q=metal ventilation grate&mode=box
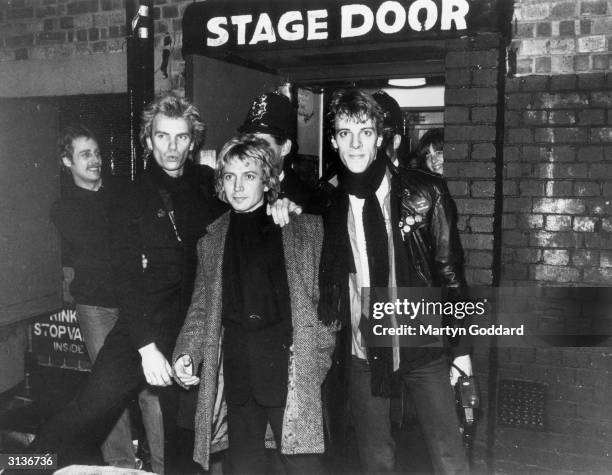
[497,379,547,431]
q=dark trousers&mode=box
[227,395,324,474]
[31,327,183,474]
[349,356,468,474]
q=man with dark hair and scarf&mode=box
[319,89,471,473]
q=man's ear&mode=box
[146,136,153,151]
[281,139,292,158]
[61,156,73,169]
[376,135,383,148]
[331,137,338,150]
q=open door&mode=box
[186,55,286,152]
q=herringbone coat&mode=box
[173,212,336,470]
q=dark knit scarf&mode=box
[222,204,288,332]
[319,152,395,396]
[337,152,389,290]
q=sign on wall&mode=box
[183,0,506,57]
[30,307,90,369]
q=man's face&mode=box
[146,114,194,177]
[331,115,382,174]
[222,158,267,213]
[252,132,291,168]
[62,136,102,190]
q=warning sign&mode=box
[30,307,90,369]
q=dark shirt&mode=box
[110,161,220,354]
[50,180,116,307]
[221,205,292,407]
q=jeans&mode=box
[32,322,181,475]
[349,356,468,474]
[227,396,324,474]
[77,304,164,472]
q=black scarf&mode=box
[319,152,394,396]
[337,152,389,290]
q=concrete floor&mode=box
[0,365,439,474]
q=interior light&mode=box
[388,78,427,88]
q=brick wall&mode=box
[444,34,502,288]
[0,0,189,61]
[503,73,612,286]
[498,73,612,472]
[512,0,612,75]
[0,0,190,96]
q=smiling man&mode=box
[32,94,221,474]
[320,89,471,473]
[51,125,162,471]
[172,135,337,473]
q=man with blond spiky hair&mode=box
[32,93,221,474]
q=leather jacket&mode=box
[390,165,466,291]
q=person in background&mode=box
[320,89,471,473]
[372,90,411,169]
[416,127,445,175]
[238,91,332,214]
[32,94,222,474]
[51,125,162,472]
[173,135,337,473]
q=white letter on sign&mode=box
[408,0,438,32]
[341,4,374,38]
[307,9,328,40]
[441,0,469,30]
[231,15,253,45]
[278,11,304,41]
[376,1,406,35]
[207,17,229,47]
[250,13,276,44]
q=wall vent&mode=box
[497,379,546,431]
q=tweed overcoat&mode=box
[173,211,336,470]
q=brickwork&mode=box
[502,73,612,287]
[513,0,612,75]
[444,35,502,287]
[0,0,188,62]
[493,347,612,473]
[499,72,612,472]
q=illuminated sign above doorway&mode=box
[182,0,509,57]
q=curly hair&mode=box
[215,134,281,204]
[140,93,206,159]
[326,89,385,138]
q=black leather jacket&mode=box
[390,166,466,291]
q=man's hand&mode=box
[173,354,200,388]
[138,342,173,386]
[450,354,472,386]
[267,197,302,227]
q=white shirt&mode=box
[347,174,399,368]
